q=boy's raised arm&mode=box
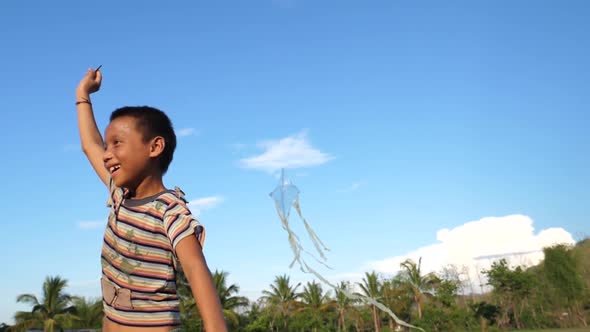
[76,68,109,187]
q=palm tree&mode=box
[381,277,412,331]
[261,274,301,331]
[399,257,439,319]
[71,297,103,329]
[14,276,76,332]
[177,269,248,330]
[243,300,266,330]
[334,281,360,332]
[298,281,334,332]
[13,310,38,331]
[212,270,249,328]
[357,271,382,332]
[176,270,203,331]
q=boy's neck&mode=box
[128,175,166,200]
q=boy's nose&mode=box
[103,150,113,164]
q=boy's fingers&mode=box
[95,70,103,82]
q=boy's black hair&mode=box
[110,106,177,174]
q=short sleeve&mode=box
[106,174,124,208]
[163,201,206,252]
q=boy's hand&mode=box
[76,67,102,98]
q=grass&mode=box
[512,329,590,332]
[452,328,590,332]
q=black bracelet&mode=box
[76,99,92,106]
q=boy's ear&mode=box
[149,136,166,158]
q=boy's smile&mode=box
[109,164,121,176]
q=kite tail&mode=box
[293,197,330,261]
[296,256,424,332]
[275,201,328,271]
[274,201,302,268]
[279,223,425,331]
[347,293,425,332]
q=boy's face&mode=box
[103,116,152,188]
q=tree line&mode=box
[4,239,589,332]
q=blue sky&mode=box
[1,0,589,324]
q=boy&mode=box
[76,67,227,332]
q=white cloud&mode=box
[366,215,575,293]
[188,196,223,216]
[78,220,104,230]
[239,130,333,172]
[177,128,197,137]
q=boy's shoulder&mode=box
[156,187,193,215]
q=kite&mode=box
[270,168,424,331]
[269,169,330,270]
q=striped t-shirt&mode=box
[101,179,205,327]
